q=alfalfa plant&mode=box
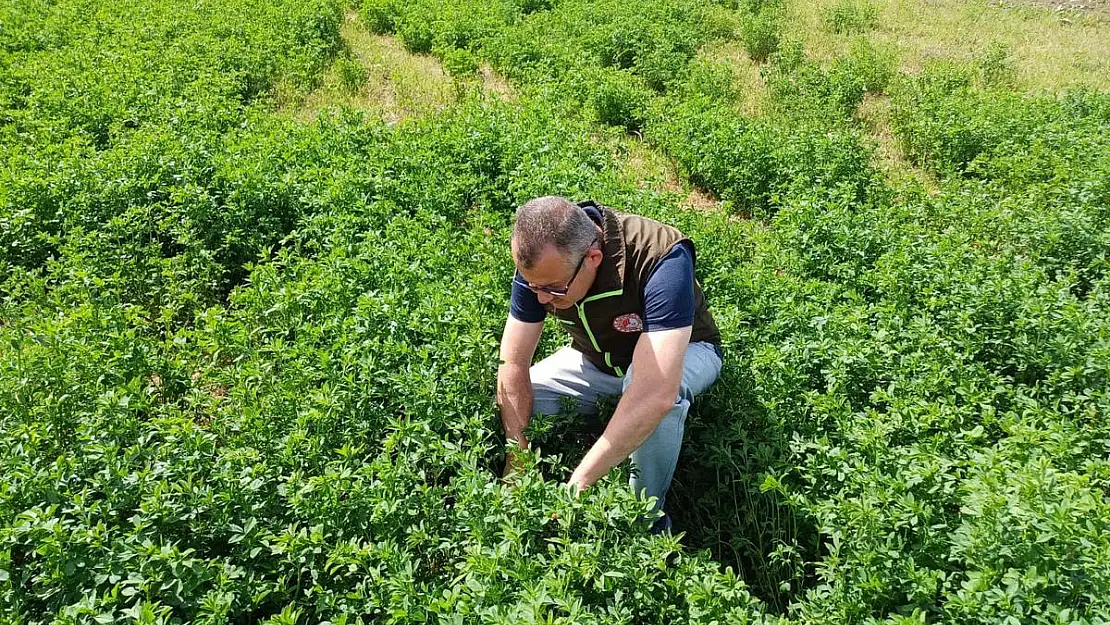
[978,41,1016,88]
[439,46,480,77]
[362,0,400,34]
[741,7,782,64]
[823,0,879,34]
[335,56,369,93]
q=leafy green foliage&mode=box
[762,41,869,122]
[439,46,480,77]
[0,88,776,622]
[336,56,370,92]
[740,6,782,63]
[647,98,877,216]
[977,41,1016,89]
[586,68,654,130]
[672,57,742,102]
[439,0,733,121]
[822,0,879,34]
[890,64,1110,178]
[361,0,401,34]
[840,37,897,94]
[3,0,1110,623]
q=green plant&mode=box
[362,0,400,33]
[763,41,867,121]
[397,12,436,53]
[587,67,653,130]
[823,0,879,34]
[5,1,1110,623]
[840,37,896,94]
[741,8,781,63]
[513,0,552,13]
[673,57,740,102]
[978,41,1016,88]
[645,98,876,216]
[335,56,369,92]
[447,49,481,81]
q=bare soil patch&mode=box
[1007,0,1110,17]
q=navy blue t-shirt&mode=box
[510,241,696,331]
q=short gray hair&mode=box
[512,196,598,269]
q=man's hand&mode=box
[565,475,587,496]
[503,447,526,478]
[496,315,542,474]
[566,461,599,494]
[567,326,691,490]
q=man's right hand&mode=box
[495,315,543,477]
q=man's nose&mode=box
[536,291,554,305]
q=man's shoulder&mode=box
[609,208,686,240]
[578,200,681,234]
[616,211,690,266]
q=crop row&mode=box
[2,0,1109,623]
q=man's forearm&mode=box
[496,363,533,449]
[569,384,673,489]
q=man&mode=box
[496,195,723,532]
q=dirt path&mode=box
[1016,0,1110,18]
[282,11,725,212]
[278,11,512,124]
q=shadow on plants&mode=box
[510,364,823,612]
[669,363,822,613]
[523,396,616,483]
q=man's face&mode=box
[512,239,602,309]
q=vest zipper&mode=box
[575,290,624,377]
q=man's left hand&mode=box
[565,472,588,495]
[564,326,692,494]
[566,456,606,493]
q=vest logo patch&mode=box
[613,313,643,333]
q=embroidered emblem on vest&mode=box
[613,313,643,333]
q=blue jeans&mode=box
[530,341,723,523]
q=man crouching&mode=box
[496,195,723,533]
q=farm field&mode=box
[1,0,1109,623]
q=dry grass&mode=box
[609,135,725,212]
[784,0,1110,91]
[697,41,770,116]
[479,64,515,99]
[277,11,514,123]
[855,93,940,192]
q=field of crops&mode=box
[2,0,1108,622]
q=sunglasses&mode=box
[514,235,598,297]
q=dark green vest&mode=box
[545,201,721,377]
